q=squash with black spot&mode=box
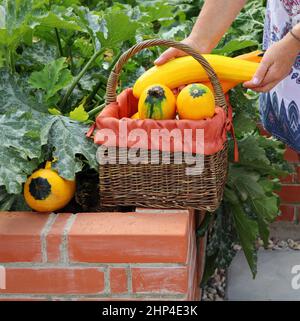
[24,162,76,212]
[138,84,176,120]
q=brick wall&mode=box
[0,209,205,301]
[278,147,300,223]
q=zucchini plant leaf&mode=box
[251,195,279,246]
[74,6,104,51]
[29,57,73,102]
[213,39,257,55]
[0,186,16,211]
[35,12,82,31]
[41,115,97,180]
[0,110,41,193]
[97,10,139,49]
[69,102,89,122]
[18,40,58,71]
[0,69,36,113]
[231,202,258,278]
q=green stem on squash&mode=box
[59,48,105,110]
[55,28,64,57]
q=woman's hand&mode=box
[244,31,300,92]
[154,36,210,66]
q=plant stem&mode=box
[8,48,15,73]
[59,48,105,110]
[87,103,105,118]
[94,94,103,102]
[55,28,64,57]
[85,51,122,105]
[85,74,107,105]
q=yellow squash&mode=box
[203,50,263,93]
[24,162,76,212]
[138,84,176,120]
[131,112,140,119]
[235,50,264,63]
[133,54,259,98]
[177,83,215,120]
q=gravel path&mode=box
[202,238,300,301]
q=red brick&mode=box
[0,212,50,262]
[284,148,300,162]
[68,212,189,263]
[46,213,72,262]
[277,185,300,203]
[0,297,48,302]
[131,267,188,294]
[280,173,295,184]
[110,268,128,294]
[277,205,295,222]
[295,166,300,183]
[296,208,300,222]
[0,268,104,294]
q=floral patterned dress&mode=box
[260,0,300,152]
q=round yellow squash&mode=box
[24,162,76,212]
[176,83,215,120]
[138,84,176,120]
[131,112,140,119]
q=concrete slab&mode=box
[270,221,300,241]
[227,249,300,301]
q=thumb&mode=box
[244,62,269,88]
[154,48,183,66]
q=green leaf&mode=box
[69,102,89,122]
[251,195,279,245]
[231,202,258,278]
[29,57,73,101]
[41,115,98,180]
[34,12,82,31]
[0,1,34,48]
[233,112,257,137]
[0,186,31,211]
[213,39,257,55]
[0,111,41,193]
[239,135,271,165]
[138,0,174,22]
[97,11,139,49]
[0,186,16,211]
[18,40,58,70]
[48,107,62,115]
[74,6,103,51]
[228,166,265,201]
[0,69,35,114]
[73,37,94,59]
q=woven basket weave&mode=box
[98,39,229,212]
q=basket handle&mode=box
[106,39,228,113]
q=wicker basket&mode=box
[98,39,229,212]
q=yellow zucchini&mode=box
[133,54,259,98]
